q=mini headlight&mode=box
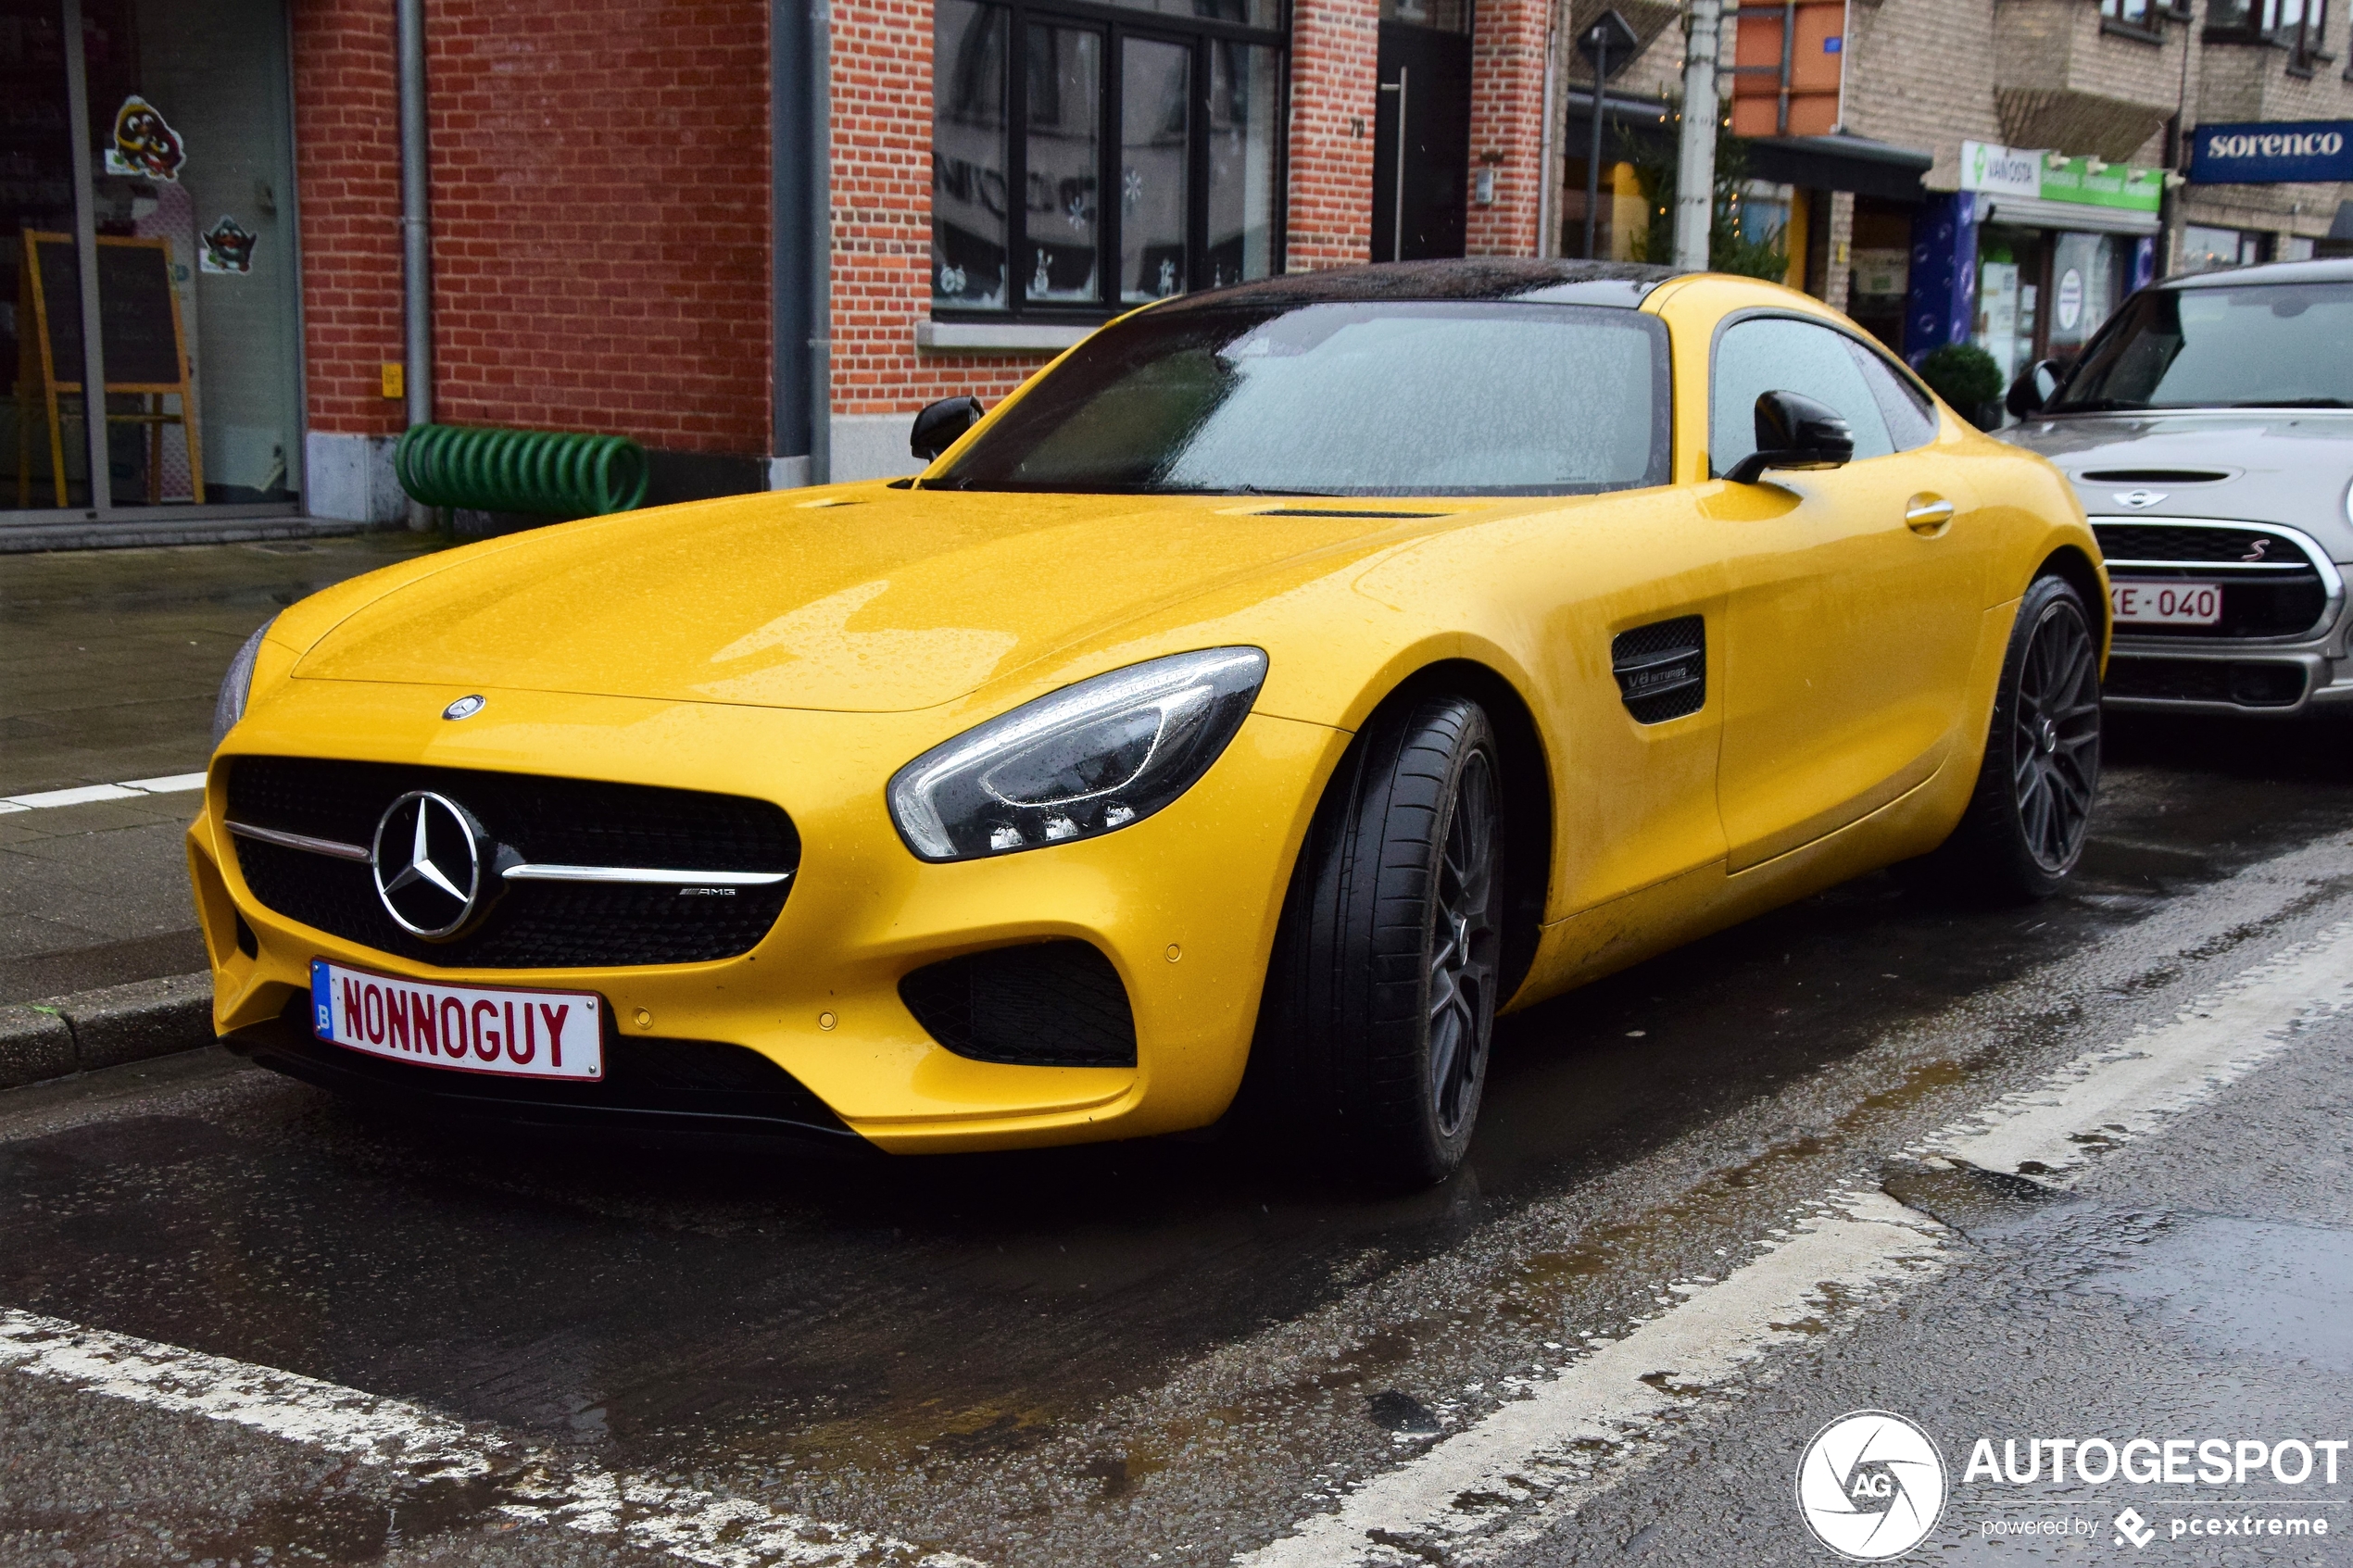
[888,646,1269,861]
[210,616,278,750]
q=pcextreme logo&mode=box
[1796,1411,1949,1561]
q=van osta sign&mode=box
[2190,120,2353,184]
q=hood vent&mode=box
[2078,468,2232,484]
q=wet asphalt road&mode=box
[2,712,2352,1567]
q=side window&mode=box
[1842,337,1940,452]
[1710,316,1894,476]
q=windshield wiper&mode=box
[2224,397,2351,408]
[2048,398,2149,414]
[1214,484,1345,497]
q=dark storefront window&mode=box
[0,0,301,521]
[933,0,1287,318]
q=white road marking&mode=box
[1239,921,2353,1567]
[0,771,206,813]
[0,1308,983,1568]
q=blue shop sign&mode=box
[2190,120,2353,184]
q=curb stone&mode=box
[0,972,215,1090]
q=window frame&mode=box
[1703,307,1943,479]
[933,0,1292,323]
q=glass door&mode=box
[0,0,300,526]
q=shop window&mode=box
[933,0,1287,319]
[2,0,302,519]
[2208,0,2329,60]
[2181,224,2265,273]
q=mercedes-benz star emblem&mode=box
[372,791,492,940]
[2112,489,2167,509]
[443,694,486,721]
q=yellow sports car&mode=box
[191,260,2106,1186]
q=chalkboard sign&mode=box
[29,234,187,388]
[16,230,202,508]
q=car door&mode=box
[1710,314,1984,872]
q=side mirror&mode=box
[911,395,985,460]
[1724,390,1855,484]
[2006,358,2067,419]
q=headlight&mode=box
[210,616,277,750]
[888,646,1268,861]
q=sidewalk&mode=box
[0,535,445,1028]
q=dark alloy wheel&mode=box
[1250,693,1506,1187]
[1906,573,2101,901]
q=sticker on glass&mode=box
[201,216,257,274]
[106,95,185,182]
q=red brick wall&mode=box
[1464,0,1547,256]
[830,0,1048,414]
[293,0,402,438]
[295,0,774,454]
[1285,0,1381,270]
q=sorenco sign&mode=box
[2190,120,2353,184]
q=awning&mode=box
[1982,195,2161,236]
[1742,133,1934,203]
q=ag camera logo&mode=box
[1796,1411,1948,1560]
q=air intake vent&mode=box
[899,941,1138,1067]
[1611,616,1706,723]
[2078,469,2231,484]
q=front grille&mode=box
[233,995,851,1140]
[2092,523,2331,640]
[2094,522,2298,564]
[899,941,1138,1067]
[2104,658,2308,708]
[226,757,799,969]
[1611,616,1706,723]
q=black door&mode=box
[1371,20,1471,261]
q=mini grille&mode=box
[226,757,799,969]
[899,941,1138,1068]
[2093,522,2309,565]
[2103,658,2307,708]
[2093,524,2329,640]
[1611,616,1706,723]
[2079,469,2230,485]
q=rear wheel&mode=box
[1907,573,2101,901]
[1252,694,1504,1188]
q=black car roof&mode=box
[1152,258,1692,315]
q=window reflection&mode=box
[933,0,1009,308]
[1120,39,1189,304]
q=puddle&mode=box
[2082,1212,2353,1374]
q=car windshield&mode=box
[2053,281,2353,411]
[930,300,1672,496]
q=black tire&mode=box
[1906,573,2101,901]
[1252,694,1505,1187]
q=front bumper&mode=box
[191,678,1342,1152]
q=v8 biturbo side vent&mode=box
[899,941,1139,1067]
[1611,616,1706,723]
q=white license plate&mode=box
[2111,580,2221,626]
[309,960,603,1081]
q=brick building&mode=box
[0,0,2345,542]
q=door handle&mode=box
[1905,495,1956,533]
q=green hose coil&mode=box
[394,424,650,518]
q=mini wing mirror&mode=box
[1724,390,1855,484]
[911,395,986,460]
[2006,358,2067,420]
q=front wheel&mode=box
[1907,573,2102,901]
[1252,694,1505,1188]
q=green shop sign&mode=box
[2037,155,2163,213]
[1958,141,2164,212]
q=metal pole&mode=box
[1393,69,1409,260]
[396,0,434,526]
[60,0,108,514]
[1583,33,1608,259]
[1536,20,1561,257]
[1673,0,1721,271]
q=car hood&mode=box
[1997,409,2353,560]
[291,484,1476,712]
